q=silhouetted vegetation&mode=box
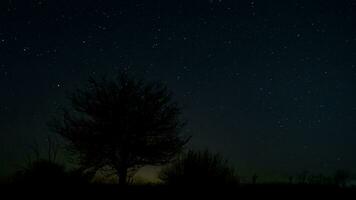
[159,150,239,187]
[2,73,354,192]
[11,136,91,184]
[333,170,351,188]
[49,72,190,185]
[284,169,355,188]
[12,159,91,184]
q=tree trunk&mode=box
[118,167,128,186]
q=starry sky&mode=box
[1,0,356,179]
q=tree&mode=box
[159,150,239,186]
[49,72,189,185]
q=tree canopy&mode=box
[50,72,190,185]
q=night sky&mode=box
[1,0,356,180]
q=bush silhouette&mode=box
[333,170,350,188]
[12,159,91,184]
[159,150,239,187]
[49,72,190,185]
[13,159,66,184]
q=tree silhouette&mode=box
[49,72,189,185]
[159,150,239,187]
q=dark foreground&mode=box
[1,183,355,198]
